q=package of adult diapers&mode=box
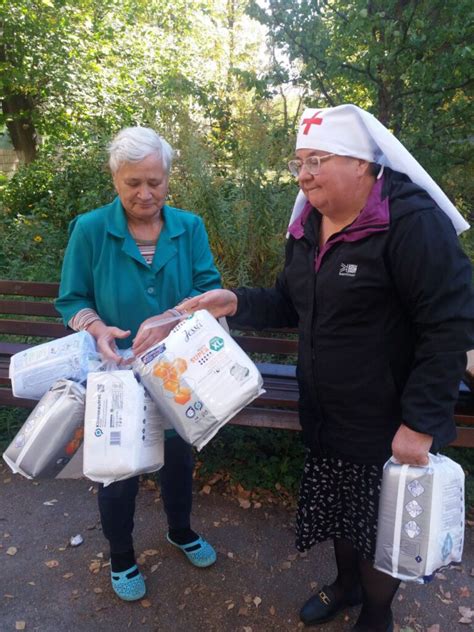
[83,370,165,486]
[133,309,265,451]
[374,454,465,583]
[3,379,86,479]
[9,331,97,400]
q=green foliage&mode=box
[0,408,29,452]
[248,0,474,214]
[1,141,114,230]
[198,425,306,494]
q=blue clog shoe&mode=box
[166,533,217,568]
[111,564,146,601]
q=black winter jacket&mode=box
[230,169,474,464]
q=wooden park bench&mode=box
[1,278,473,448]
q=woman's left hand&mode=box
[391,423,433,465]
[132,310,183,357]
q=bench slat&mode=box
[234,335,298,355]
[0,280,60,298]
[0,300,59,317]
[0,319,69,337]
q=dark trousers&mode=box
[98,435,194,554]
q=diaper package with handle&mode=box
[133,309,265,450]
[9,331,97,400]
[3,379,86,479]
[83,370,165,486]
[374,454,464,583]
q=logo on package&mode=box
[339,263,358,277]
[142,343,166,365]
[209,337,224,352]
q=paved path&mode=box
[1,461,473,632]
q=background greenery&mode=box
[1,0,472,498]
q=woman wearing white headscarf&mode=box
[177,104,474,631]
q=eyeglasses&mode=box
[288,153,337,177]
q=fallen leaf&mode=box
[227,603,235,610]
[140,599,152,608]
[243,595,253,604]
[458,606,474,620]
[43,499,58,506]
[143,549,159,557]
[243,627,253,632]
[238,498,251,509]
[150,564,159,573]
[253,596,262,608]
[459,586,470,598]
[15,622,26,631]
[6,546,18,556]
[89,560,101,574]
[238,606,249,616]
[269,605,276,615]
[310,581,318,590]
[184,587,192,595]
[137,555,146,565]
[62,573,74,579]
[287,554,297,561]
[93,588,103,594]
[426,625,440,632]
[201,485,211,495]
[44,560,59,568]
[435,572,447,580]
[281,561,291,570]
[227,552,234,559]
[4,594,14,599]
[207,473,223,486]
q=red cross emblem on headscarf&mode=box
[301,111,323,134]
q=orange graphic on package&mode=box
[153,358,191,405]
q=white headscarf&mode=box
[288,104,469,235]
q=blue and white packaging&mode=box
[374,454,464,583]
[83,370,164,486]
[9,331,96,400]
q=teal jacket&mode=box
[56,197,221,348]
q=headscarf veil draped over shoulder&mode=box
[288,104,469,236]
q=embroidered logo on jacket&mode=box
[339,263,358,277]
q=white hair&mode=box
[108,126,174,174]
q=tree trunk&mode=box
[2,93,38,163]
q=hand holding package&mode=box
[133,310,265,450]
[374,454,464,583]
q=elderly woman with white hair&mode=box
[56,126,221,601]
[178,105,474,631]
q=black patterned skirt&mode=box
[295,453,384,560]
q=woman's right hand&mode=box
[86,320,131,364]
[178,289,238,319]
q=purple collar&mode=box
[287,177,390,271]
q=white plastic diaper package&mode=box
[9,331,97,400]
[374,454,465,583]
[83,370,165,486]
[133,309,265,450]
[3,379,86,479]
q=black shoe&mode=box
[300,584,362,626]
